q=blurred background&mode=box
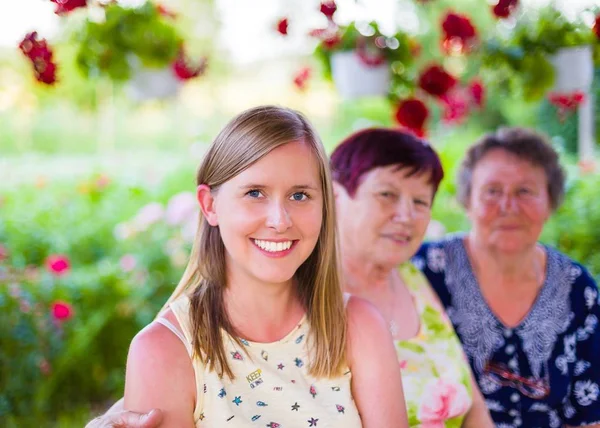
[1,0,599,426]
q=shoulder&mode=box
[124,309,195,412]
[345,296,390,347]
[547,248,598,304]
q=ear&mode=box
[197,184,218,226]
[332,181,345,201]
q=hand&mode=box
[85,408,163,428]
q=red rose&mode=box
[394,98,429,137]
[492,0,518,19]
[441,90,470,124]
[469,79,485,107]
[320,1,337,20]
[50,0,87,15]
[45,254,70,276]
[441,12,477,53]
[293,67,311,90]
[51,301,74,321]
[277,18,289,36]
[418,65,457,98]
[594,15,600,39]
[172,50,207,80]
[19,32,58,85]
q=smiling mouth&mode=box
[252,239,296,253]
[384,234,412,244]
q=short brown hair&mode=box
[456,127,566,211]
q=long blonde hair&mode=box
[163,105,347,380]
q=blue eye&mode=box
[246,190,262,198]
[380,191,397,199]
[414,199,430,207]
[291,192,308,201]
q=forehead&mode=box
[472,149,547,184]
[360,164,432,188]
[228,141,321,185]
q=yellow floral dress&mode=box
[395,263,473,428]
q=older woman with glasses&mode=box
[414,127,600,427]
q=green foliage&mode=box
[0,171,194,423]
[482,7,597,102]
[75,2,182,81]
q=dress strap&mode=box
[155,317,193,355]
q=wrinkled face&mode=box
[467,149,551,254]
[335,165,434,268]
[198,141,323,288]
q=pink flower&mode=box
[51,301,74,321]
[45,254,70,276]
[418,379,471,427]
[469,79,485,107]
[165,192,197,226]
[441,89,470,125]
[120,254,137,272]
[39,358,52,375]
[133,202,164,231]
[293,67,312,91]
[50,0,87,15]
[172,49,207,81]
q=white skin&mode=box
[335,164,493,427]
[464,149,598,428]
[122,141,408,427]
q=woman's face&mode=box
[466,149,551,254]
[198,141,324,288]
[335,165,434,268]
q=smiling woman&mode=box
[101,106,410,428]
[415,127,600,428]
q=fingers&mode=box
[117,409,163,428]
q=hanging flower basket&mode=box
[125,56,182,102]
[549,45,594,93]
[330,51,390,99]
[19,1,207,100]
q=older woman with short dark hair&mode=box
[332,128,493,427]
[415,127,600,427]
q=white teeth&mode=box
[253,239,293,252]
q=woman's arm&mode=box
[462,372,494,427]
[124,315,196,428]
[346,296,409,427]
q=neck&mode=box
[466,232,543,286]
[341,252,397,293]
[223,269,301,340]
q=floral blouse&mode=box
[166,294,363,428]
[396,263,473,427]
[413,234,600,427]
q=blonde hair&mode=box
[163,105,347,380]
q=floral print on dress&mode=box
[395,263,473,428]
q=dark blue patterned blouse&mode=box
[413,234,600,428]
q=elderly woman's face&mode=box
[467,149,551,253]
[335,165,433,267]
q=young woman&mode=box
[122,106,408,427]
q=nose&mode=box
[499,193,518,213]
[392,198,414,223]
[265,200,292,232]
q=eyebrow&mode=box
[239,184,319,191]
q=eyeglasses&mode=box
[483,362,550,399]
